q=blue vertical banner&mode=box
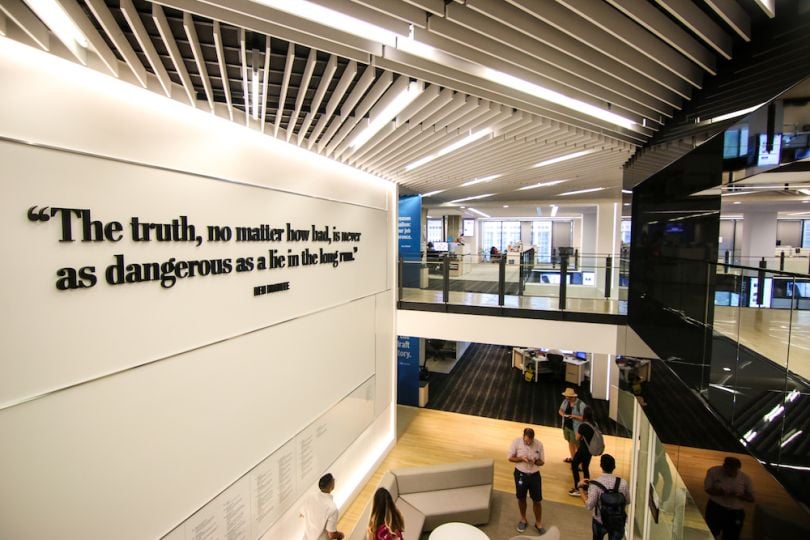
[398,195,422,287]
[397,335,421,406]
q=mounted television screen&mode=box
[757,133,782,166]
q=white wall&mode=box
[397,310,621,355]
[0,38,395,540]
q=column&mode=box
[595,200,621,299]
[740,211,777,266]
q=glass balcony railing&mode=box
[398,252,627,317]
[709,261,810,492]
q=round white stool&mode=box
[428,522,489,540]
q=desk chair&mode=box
[538,353,565,380]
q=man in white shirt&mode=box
[300,473,344,540]
[507,427,546,535]
[577,454,630,540]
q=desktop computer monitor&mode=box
[575,352,587,361]
[432,241,449,252]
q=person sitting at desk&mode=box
[490,246,501,262]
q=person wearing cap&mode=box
[558,387,587,463]
[507,427,546,535]
[703,457,754,540]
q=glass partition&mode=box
[399,252,627,316]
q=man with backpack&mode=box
[577,454,629,540]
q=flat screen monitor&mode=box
[432,241,449,252]
[575,352,587,360]
[757,133,782,166]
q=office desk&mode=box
[618,358,652,383]
[512,348,547,382]
[563,357,589,385]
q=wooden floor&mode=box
[714,306,810,380]
[338,408,809,539]
[337,407,633,536]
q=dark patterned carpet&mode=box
[425,343,630,437]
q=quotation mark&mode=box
[27,206,51,222]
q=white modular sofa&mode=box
[348,459,494,540]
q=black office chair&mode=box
[539,353,565,381]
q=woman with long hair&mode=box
[568,406,596,497]
[367,487,404,540]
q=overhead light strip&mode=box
[468,207,490,218]
[447,193,495,204]
[246,3,637,129]
[517,180,567,191]
[23,0,88,48]
[405,128,492,171]
[251,0,397,46]
[532,149,596,169]
[558,187,605,196]
[421,189,445,197]
[460,174,501,187]
[349,81,423,149]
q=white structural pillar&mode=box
[740,211,777,266]
[595,200,622,299]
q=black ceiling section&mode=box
[624,3,810,187]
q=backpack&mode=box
[583,422,605,456]
[591,478,627,533]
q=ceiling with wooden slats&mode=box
[0,0,780,206]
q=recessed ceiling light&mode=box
[733,201,741,205]
[532,150,596,169]
[558,187,605,196]
[405,128,493,171]
[623,203,630,206]
[503,205,509,208]
[803,201,810,204]
[517,180,568,191]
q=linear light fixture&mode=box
[708,103,764,124]
[251,67,260,120]
[246,4,637,130]
[780,430,801,448]
[23,0,88,48]
[251,0,398,46]
[517,180,568,191]
[448,193,495,204]
[721,191,756,197]
[533,149,596,169]
[460,174,501,187]
[422,189,445,197]
[405,128,492,171]
[558,187,605,196]
[468,207,490,218]
[480,68,635,129]
[349,81,422,149]
[622,189,632,194]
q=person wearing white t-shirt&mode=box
[507,427,546,535]
[301,473,345,540]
